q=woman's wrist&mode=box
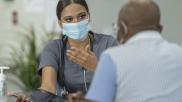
[38,87,56,95]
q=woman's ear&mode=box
[58,20,63,28]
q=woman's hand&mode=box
[67,91,93,102]
[8,92,31,102]
[67,44,98,72]
[67,91,84,102]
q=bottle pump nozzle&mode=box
[0,66,9,75]
[0,66,9,102]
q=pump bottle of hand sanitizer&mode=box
[0,66,9,102]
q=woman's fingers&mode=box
[67,53,87,67]
[15,96,22,102]
[67,91,84,101]
[66,46,98,71]
[22,95,30,102]
[67,47,89,62]
[67,95,73,102]
[84,44,91,53]
[7,92,31,102]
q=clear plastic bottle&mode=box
[0,66,9,102]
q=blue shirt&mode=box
[86,53,117,102]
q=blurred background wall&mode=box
[0,0,182,64]
[0,0,182,101]
[1,0,182,61]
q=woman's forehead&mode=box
[61,3,87,17]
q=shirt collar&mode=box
[125,30,162,45]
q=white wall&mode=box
[154,0,182,43]
[0,0,182,64]
[87,0,182,44]
[86,0,127,36]
[0,0,47,64]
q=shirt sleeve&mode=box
[38,41,59,75]
[86,52,117,102]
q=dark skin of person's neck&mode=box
[121,27,162,44]
[121,28,141,44]
[68,35,90,49]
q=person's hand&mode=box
[8,92,31,102]
[67,44,98,72]
[67,91,87,102]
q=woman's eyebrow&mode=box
[78,12,87,15]
[63,16,73,19]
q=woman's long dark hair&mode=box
[56,0,89,20]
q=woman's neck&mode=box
[68,37,90,49]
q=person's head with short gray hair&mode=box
[117,0,162,43]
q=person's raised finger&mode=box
[22,95,30,102]
[16,96,22,102]
[85,44,91,53]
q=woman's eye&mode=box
[64,17,73,22]
[78,14,87,20]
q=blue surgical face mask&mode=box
[62,19,91,41]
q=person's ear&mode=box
[121,21,128,35]
[58,20,63,28]
[118,21,129,44]
[159,24,163,33]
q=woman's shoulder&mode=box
[43,39,62,52]
[45,39,62,47]
[93,33,119,46]
[94,33,115,40]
